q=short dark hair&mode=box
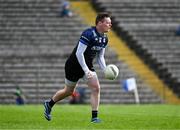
[95,12,111,25]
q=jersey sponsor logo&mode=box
[91,46,103,51]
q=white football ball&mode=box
[104,64,119,80]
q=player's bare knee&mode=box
[91,85,100,94]
[68,89,74,95]
[65,87,75,96]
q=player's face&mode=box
[99,17,112,33]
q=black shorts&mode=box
[65,59,84,82]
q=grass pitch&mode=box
[0,104,180,130]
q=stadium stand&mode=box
[0,0,163,104]
[92,0,180,97]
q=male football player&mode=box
[44,12,112,123]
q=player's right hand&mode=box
[85,70,94,79]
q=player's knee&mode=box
[65,87,75,96]
[92,85,100,94]
[67,89,74,96]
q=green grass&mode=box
[0,104,180,130]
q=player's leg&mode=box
[88,76,100,111]
[44,58,81,121]
[87,73,101,123]
[52,85,76,102]
[44,79,77,121]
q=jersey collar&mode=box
[92,26,105,37]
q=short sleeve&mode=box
[79,29,92,46]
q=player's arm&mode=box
[76,28,95,78]
[97,48,106,71]
[76,41,89,73]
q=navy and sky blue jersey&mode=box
[79,27,108,59]
[66,26,108,71]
